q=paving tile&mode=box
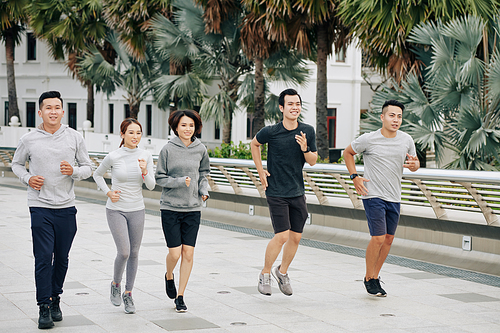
[141,242,166,247]
[438,292,500,303]
[152,316,220,330]
[138,260,162,266]
[397,272,448,279]
[64,281,88,289]
[30,315,95,327]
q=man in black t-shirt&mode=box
[251,88,317,296]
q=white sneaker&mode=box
[272,265,293,296]
[258,273,272,295]
[110,282,121,306]
[122,292,136,314]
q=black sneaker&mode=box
[50,295,62,321]
[38,304,54,329]
[174,296,187,312]
[165,273,177,299]
[374,277,387,297]
[363,277,382,297]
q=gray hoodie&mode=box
[11,124,93,208]
[155,136,210,212]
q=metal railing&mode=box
[2,149,500,226]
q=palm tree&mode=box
[241,0,351,159]
[151,0,252,143]
[367,16,500,170]
[153,0,309,143]
[0,0,28,124]
[238,48,310,123]
[337,0,499,83]
[103,0,172,60]
[78,32,159,119]
[28,0,109,125]
[240,2,275,138]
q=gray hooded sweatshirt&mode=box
[155,136,210,212]
[11,124,93,208]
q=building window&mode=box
[109,104,114,133]
[26,102,36,128]
[246,113,255,139]
[124,104,130,119]
[214,123,220,140]
[4,101,9,126]
[335,47,346,63]
[327,108,336,148]
[68,103,77,130]
[27,33,36,61]
[146,104,152,136]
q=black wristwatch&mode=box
[350,173,358,180]
[302,146,310,153]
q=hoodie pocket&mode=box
[162,186,200,208]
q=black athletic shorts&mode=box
[161,210,201,248]
[266,195,308,234]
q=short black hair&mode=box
[168,110,203,141]
[382,100,404,114]
[279,88,302,107]
[39,91,63,109]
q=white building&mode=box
[1,33,374,157]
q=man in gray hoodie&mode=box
[11,91,92,329]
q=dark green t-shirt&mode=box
[256,122,316,198]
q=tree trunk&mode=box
[86,81,94,124]
[222,117,232,144]
[221,79,239,144]
[5,31,20,124]
[130,102,140,119]
[252,56,265,137]
[316,23,329,160]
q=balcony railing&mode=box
[2,149,500,226]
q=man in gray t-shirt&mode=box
[343,100,419,297]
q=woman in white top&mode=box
[93,118,155,314]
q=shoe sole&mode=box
[38,321,54,329]
[271,269,292,296]
[367,292,382,297]
[52,316,62,322]
[124,310,135,314]
[257,286,271,296]
[110,299,121,306]
[174,303,187,312]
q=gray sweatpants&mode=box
[106,208,145,291]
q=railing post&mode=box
[239,167,266,198]
[326,173,363,209]
[454,181,499,226]
[303,171,329,205]
[206,175,219,191]
[215,165,242,195]
[409,179,447,219]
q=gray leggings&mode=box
[106,208,145,291]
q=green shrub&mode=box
[208,141,267,160]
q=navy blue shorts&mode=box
[161,210,201,248]
[266,195,308,234]
[362,198,400,236]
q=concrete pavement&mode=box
[1,177,500,332]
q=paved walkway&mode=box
[1,178,500,332]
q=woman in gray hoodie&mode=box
[155,110,210,312]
